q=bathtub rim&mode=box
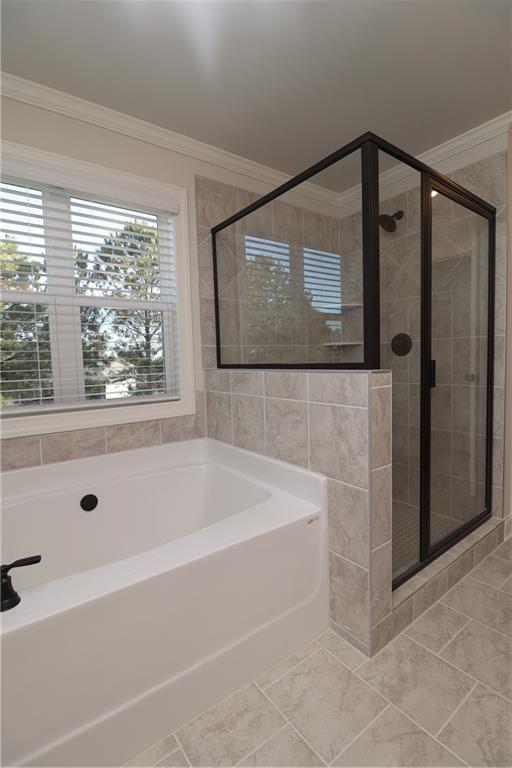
[1,439,327,634]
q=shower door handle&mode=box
[430,360,436,388]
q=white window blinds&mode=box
[0,179,179,414]
[303,247,342,314]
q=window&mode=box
[0,168,193,434]
[244,235,291,306]
[303,247,342,314]
[303,247,342,336]
[244,235,290,272]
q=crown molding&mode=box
[336,111,512,214]
[0,72,339,209]
[2,73,510,214]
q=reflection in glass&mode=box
[430,194,489,546]
[215,150,364,366]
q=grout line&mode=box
[171,677,264,738]
[306,374,311,471]
[348,656,471,766]
[403,633,512,706]
[203,389,369,410]
[367,376,373,650]
[329,548,369,573]
[319,643,362,674]
[403,634,482,686]
[490,550,512,565]
[328,705,391,766]
[233,723,289,767]
[431,619,472,656]
[469,570,510,590]
[229,374,234,445]
[371,538,392,553]
[330,621,370,656]
[263,387,267,458]
[254,682,328,766]
[327,476,370,493]
[171,733,192,767]
[434,682,479,739]
[256,644,322,690]
[437,599,512,643]
[498,571,512,588]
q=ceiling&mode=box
[2,0,511,191]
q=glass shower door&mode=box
[427,181,493,552]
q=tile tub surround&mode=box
[0,392,207,471]
[203,368,391,652]
[123,537,512,768]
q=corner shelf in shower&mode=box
[323,341,363,348]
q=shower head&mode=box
[379,210,404,233]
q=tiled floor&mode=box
[125,537,512,767]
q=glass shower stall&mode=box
[211,133,496,587]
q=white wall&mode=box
[1,90,346,388]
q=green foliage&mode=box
[1,222,165,407]
[77,221,165,399]
[0,237,52,406]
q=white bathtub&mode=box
[1,438,328,767]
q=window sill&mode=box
[0,393,196,438]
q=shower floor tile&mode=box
[392,502,468,580]
[123,536,512,768]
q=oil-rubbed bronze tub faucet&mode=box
[1,556,42,611]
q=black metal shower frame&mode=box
[211,131,496,586]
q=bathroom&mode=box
[1,2,511,766]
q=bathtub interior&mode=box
[2,456,271,590]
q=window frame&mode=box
[1,142,196,438]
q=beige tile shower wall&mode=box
[202,367,375,653]
[449,152,508,522]
[196,177,364,367]
[0,392,206,471]
[380,151,507,527]
[369,373,393,631]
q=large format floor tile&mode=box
[334,705,464,767]
[123,539,512,768]
[441,577,512,637]
[404,603,469,653]
[265,649,386,763]
[156,749,189,767]
[438,684,512,766]
[177,684,284,767]
[239,725,322,767]
[471,554,512,588]
[440,620,512,700]
[493,540,512,562]
[124,736,179,767]
[357,635,475,735]
[256,642,320,689]
[316,629,367,670]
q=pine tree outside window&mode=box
[0,176,185,425]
